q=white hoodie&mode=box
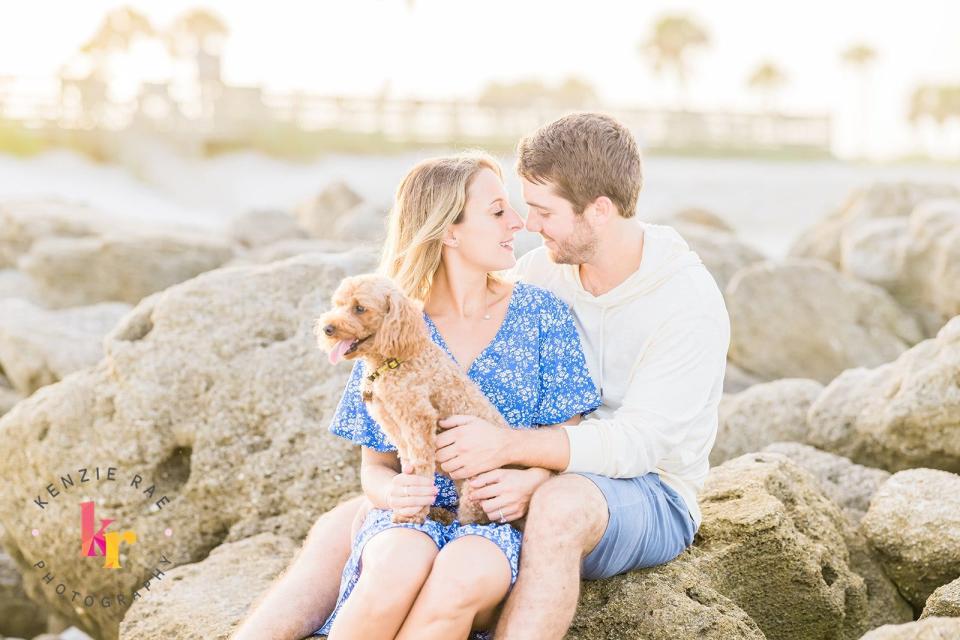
[512,222,730,530]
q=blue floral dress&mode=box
[313,282,600,638]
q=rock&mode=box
[840,217,908,288]
[761,442,890,524]
[0,525,47,639]
[672,223,766,292]
[568,554,765,640]
[228,239,378,275]
[789,181,960,268]
[726,260,922,384]
[794,188,960,337]
[0,299,130,394]
[228,209,308,249]
[711,379,822,466]
[843,527,916,630]
[119,533,297,640]
[0,269,44,305]
[859,617,960,639]
[0,376,23,416]
[861,469,960,610]
[667,207,736,232]
[921,577,960,619]
[695,452,872,640]
[0,254,364,640]
[723,361,765,393]
[331,202,388,244]
[807,316,960,473]
[296,181,363,238]
[18,232,235,307]
[0,200,115,269]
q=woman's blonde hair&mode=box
[379,151,503,301]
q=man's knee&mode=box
[306,495,367,543]
[526,474,607,546]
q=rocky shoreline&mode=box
[1,181,958,640]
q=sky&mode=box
[1,0,958,158]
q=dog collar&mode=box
[361,358,403,401]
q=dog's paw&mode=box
[391,508,429,525]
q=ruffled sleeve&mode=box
[328,361,398,452]
[534,292,602,425]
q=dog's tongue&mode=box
[328,340,354,365]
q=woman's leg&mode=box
[328,527,439,640]
[231,496,367,640]
[395,535,512,640]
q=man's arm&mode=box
[554,313,728,478]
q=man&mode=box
[233,112,729,640]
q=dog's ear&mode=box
[375,287,422,359]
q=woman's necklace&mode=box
[483,286,492,320]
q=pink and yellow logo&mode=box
[80,501,137,569]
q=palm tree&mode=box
[747,61,787,112]
[639,14,710,109]
[75,7,154,126]
[80,6,155,81]
[841,43,877,157]
[165,10,229,120]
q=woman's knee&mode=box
[424,537,510,612]
[361,528,439,580]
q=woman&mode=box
[315,151,600,639]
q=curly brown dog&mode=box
[314,273,510,525]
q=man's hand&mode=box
[436,415,512,480]
[469,467,553,523]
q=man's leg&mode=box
[231,496,367,640]
[494,475,608,640]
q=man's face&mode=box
[521,177,598,264]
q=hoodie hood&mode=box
[563,222,704,306]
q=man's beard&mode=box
[545,218,598,264]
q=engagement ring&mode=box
[498,508,505,523]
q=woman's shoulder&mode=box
[511,282,571,321]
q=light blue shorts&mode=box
[575,472,697,580]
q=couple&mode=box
[233,112,731,639]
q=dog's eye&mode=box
[353,304,366,314]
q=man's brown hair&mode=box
[516,112,643,218]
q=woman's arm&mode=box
[360,448,437,516]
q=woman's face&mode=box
[446,167,524,272]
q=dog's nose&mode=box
[323,324,336,336]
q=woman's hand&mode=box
[469,467,553,523]
[386,461,439,519]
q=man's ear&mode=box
[589,196,615,227]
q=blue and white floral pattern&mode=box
[314,282,600,638]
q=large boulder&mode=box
[711,378,822,465]
[0,254,364,640]
[807,316,960,473]
[228,209,308,249]
[331,202,389,244]
[18,232,235,307]
[761,442,890,524]
[672,223,766,293]
[859,617,960,639]
[921,577,960,619]
[296,181,363,238]
[119,533,298,640]
[726,260,922,384]
[0,268,44,305]
[861,469,960,610]
[0,374,23,417]
[0,299,130,395]
[0,200,116,268]
[694,453,875,639]
[791,184,960,335]
[789,181,960,268]
[0,526,48,639]
[568,555,765,640]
